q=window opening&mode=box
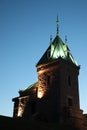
[68,98,73,107]
[31,101,36,115]
[68,76,71,86]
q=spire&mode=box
[56,15,59,35]
[65,35,67,43]
[50,35,52,43]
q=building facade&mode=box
[12,22,87,128]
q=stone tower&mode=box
[12,19,83,126]
[36,32,83,124]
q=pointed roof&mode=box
[36,35,78,67]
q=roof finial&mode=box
[50,35,52,43]
[65,35,67,43]
[56,15,59,35]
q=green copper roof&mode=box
[19,82,37,93]
[36,35,78,66]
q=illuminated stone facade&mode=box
[12,29,87,129]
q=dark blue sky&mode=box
[0,0,87,116]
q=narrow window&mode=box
[68,98,73,107]
[31,101,36,115]
[68,76,71,86]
